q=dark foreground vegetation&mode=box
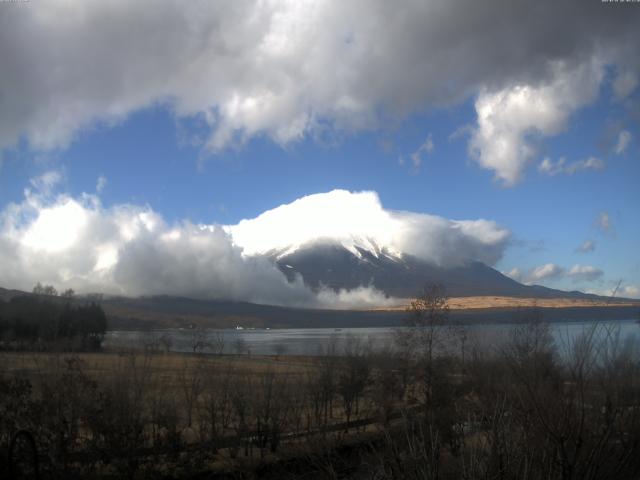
[1,286,639,479]
[0,286,107,352]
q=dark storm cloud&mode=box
[0,0,637,155]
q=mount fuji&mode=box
[270,239,596,299]
[224,190,596,300]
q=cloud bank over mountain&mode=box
[226,190,510,267]
[1,0,638,182]
[0,179,510,306]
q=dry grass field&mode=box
[0,350,316,385]
[373,295,640,311]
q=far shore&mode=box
[369,295,640,312]
[103,294,640,331]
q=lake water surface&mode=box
[104,319,640,356]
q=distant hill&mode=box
[0,286,29,302]
[101,294,639,330]
[2,286,638,330]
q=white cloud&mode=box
[0,187,312,305]
[538,156,604,176]
[0,185,511,306]
[316,286,403,310]
[507,262,603,285]
[0,1,637,156]
[566,264,603,282]
[503,267,524,283]
[538,158,561,176]
[528,263,566,283]
[226,189,511,267]
[576,239,595,253]
[586,285,640,300]
[619,285,640,299]
[409,134,434,170]
[96,175,107,193]
[28,171,63,195]
[614,130,631,155]
[448,125,474,143]
[565,157,605,175]
[469,60,604,186]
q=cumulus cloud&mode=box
[0,1,638,156]
[614,130,631,155]
[506,262,603,284]
[619,285,640,299]
[29,171,63,195]
[0,183,510,306]
[576,239,595,253]
[503,267,524,283]
[316,286,403,310]
[226,190,511,267]
[586,284,640,300]
[528,263,566,283]
[566,264,603,282]
[469,60,604,186]
[538,156,605,176]
[0,177,319,305]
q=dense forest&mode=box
[0,286,108,351]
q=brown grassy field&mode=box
[372,295,640,311]
[0,350,316,382]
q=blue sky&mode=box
[0,1,639,301]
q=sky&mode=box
[0,0,639,303]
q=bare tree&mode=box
[32,282,58,297]
[251,370,291,457]
[211,331,225,355]
[190,327,211,353]
[229,373,251,457]
[396,284,451,407]
[338,334,371,429]
[178,357,204,428]
[395,284,451,375]
[158,333,173,354]
[61,288,75,300]
[315,335,340,427]
[198,361,234,450]
[233,337,247,356]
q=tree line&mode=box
[0,284,108,351]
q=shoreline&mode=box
[105,303,640,331]
[368,295,640,312]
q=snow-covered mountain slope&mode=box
[225,190,510,267]
[273,241,601,299]
[221,190,599,299]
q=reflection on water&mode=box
[104,319,640,357]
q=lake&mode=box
[104,319,640,357]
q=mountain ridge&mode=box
[271,240,604,300]
[2,285,638,331]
